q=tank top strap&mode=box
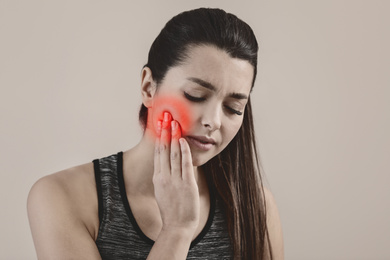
[93,151,124,225]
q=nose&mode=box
[201,104,222,131]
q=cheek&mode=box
[149,95,193,137]
[221,119,243,144]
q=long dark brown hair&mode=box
[139,8,272,259]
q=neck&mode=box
[123,128,205,197]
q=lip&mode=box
[185,136,216,151]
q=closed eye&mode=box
[225,106,243,116]
[184,92,206,102]
[185,92,243,115]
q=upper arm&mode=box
[27,174,101,260]
[263,187,284,260]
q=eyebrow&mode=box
[187,77,248,100]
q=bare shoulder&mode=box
[28,161,98,225]
[263,186,284,260]
[27,161,101,259]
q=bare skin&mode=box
[123,123,211,243]
[27,45,284,259]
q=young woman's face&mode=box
[150,45,254,166]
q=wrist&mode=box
[147,226,195,260]
[159,225,195,241]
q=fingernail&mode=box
[171,121,176,131]
[164,112,171,122]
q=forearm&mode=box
[147,228,193,260]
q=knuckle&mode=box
[171,151,179,161]
[183,161,192,168]
[159,144,167,152]
[181,148,190,156]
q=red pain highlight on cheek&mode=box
[149,95,193,138]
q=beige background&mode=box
[1,0,389,259]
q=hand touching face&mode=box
[147,45,254,166]
[153,111,200,233]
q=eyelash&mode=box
[184,92,243,116]
[184,92,206,102]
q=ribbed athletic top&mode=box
[92,151,233,259]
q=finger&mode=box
[154,133,161,176]
[170,120,182,178]
[179,138,194,181]
[160,112,172,173]
[156,119,162,137]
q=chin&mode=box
[190,151,216,167]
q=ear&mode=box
[141,67,157,108]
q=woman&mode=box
[28,8,283,259]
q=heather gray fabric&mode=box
[93,152,233,259]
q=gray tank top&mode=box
[93,152,233,259]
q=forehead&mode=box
[164,45,254,95]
